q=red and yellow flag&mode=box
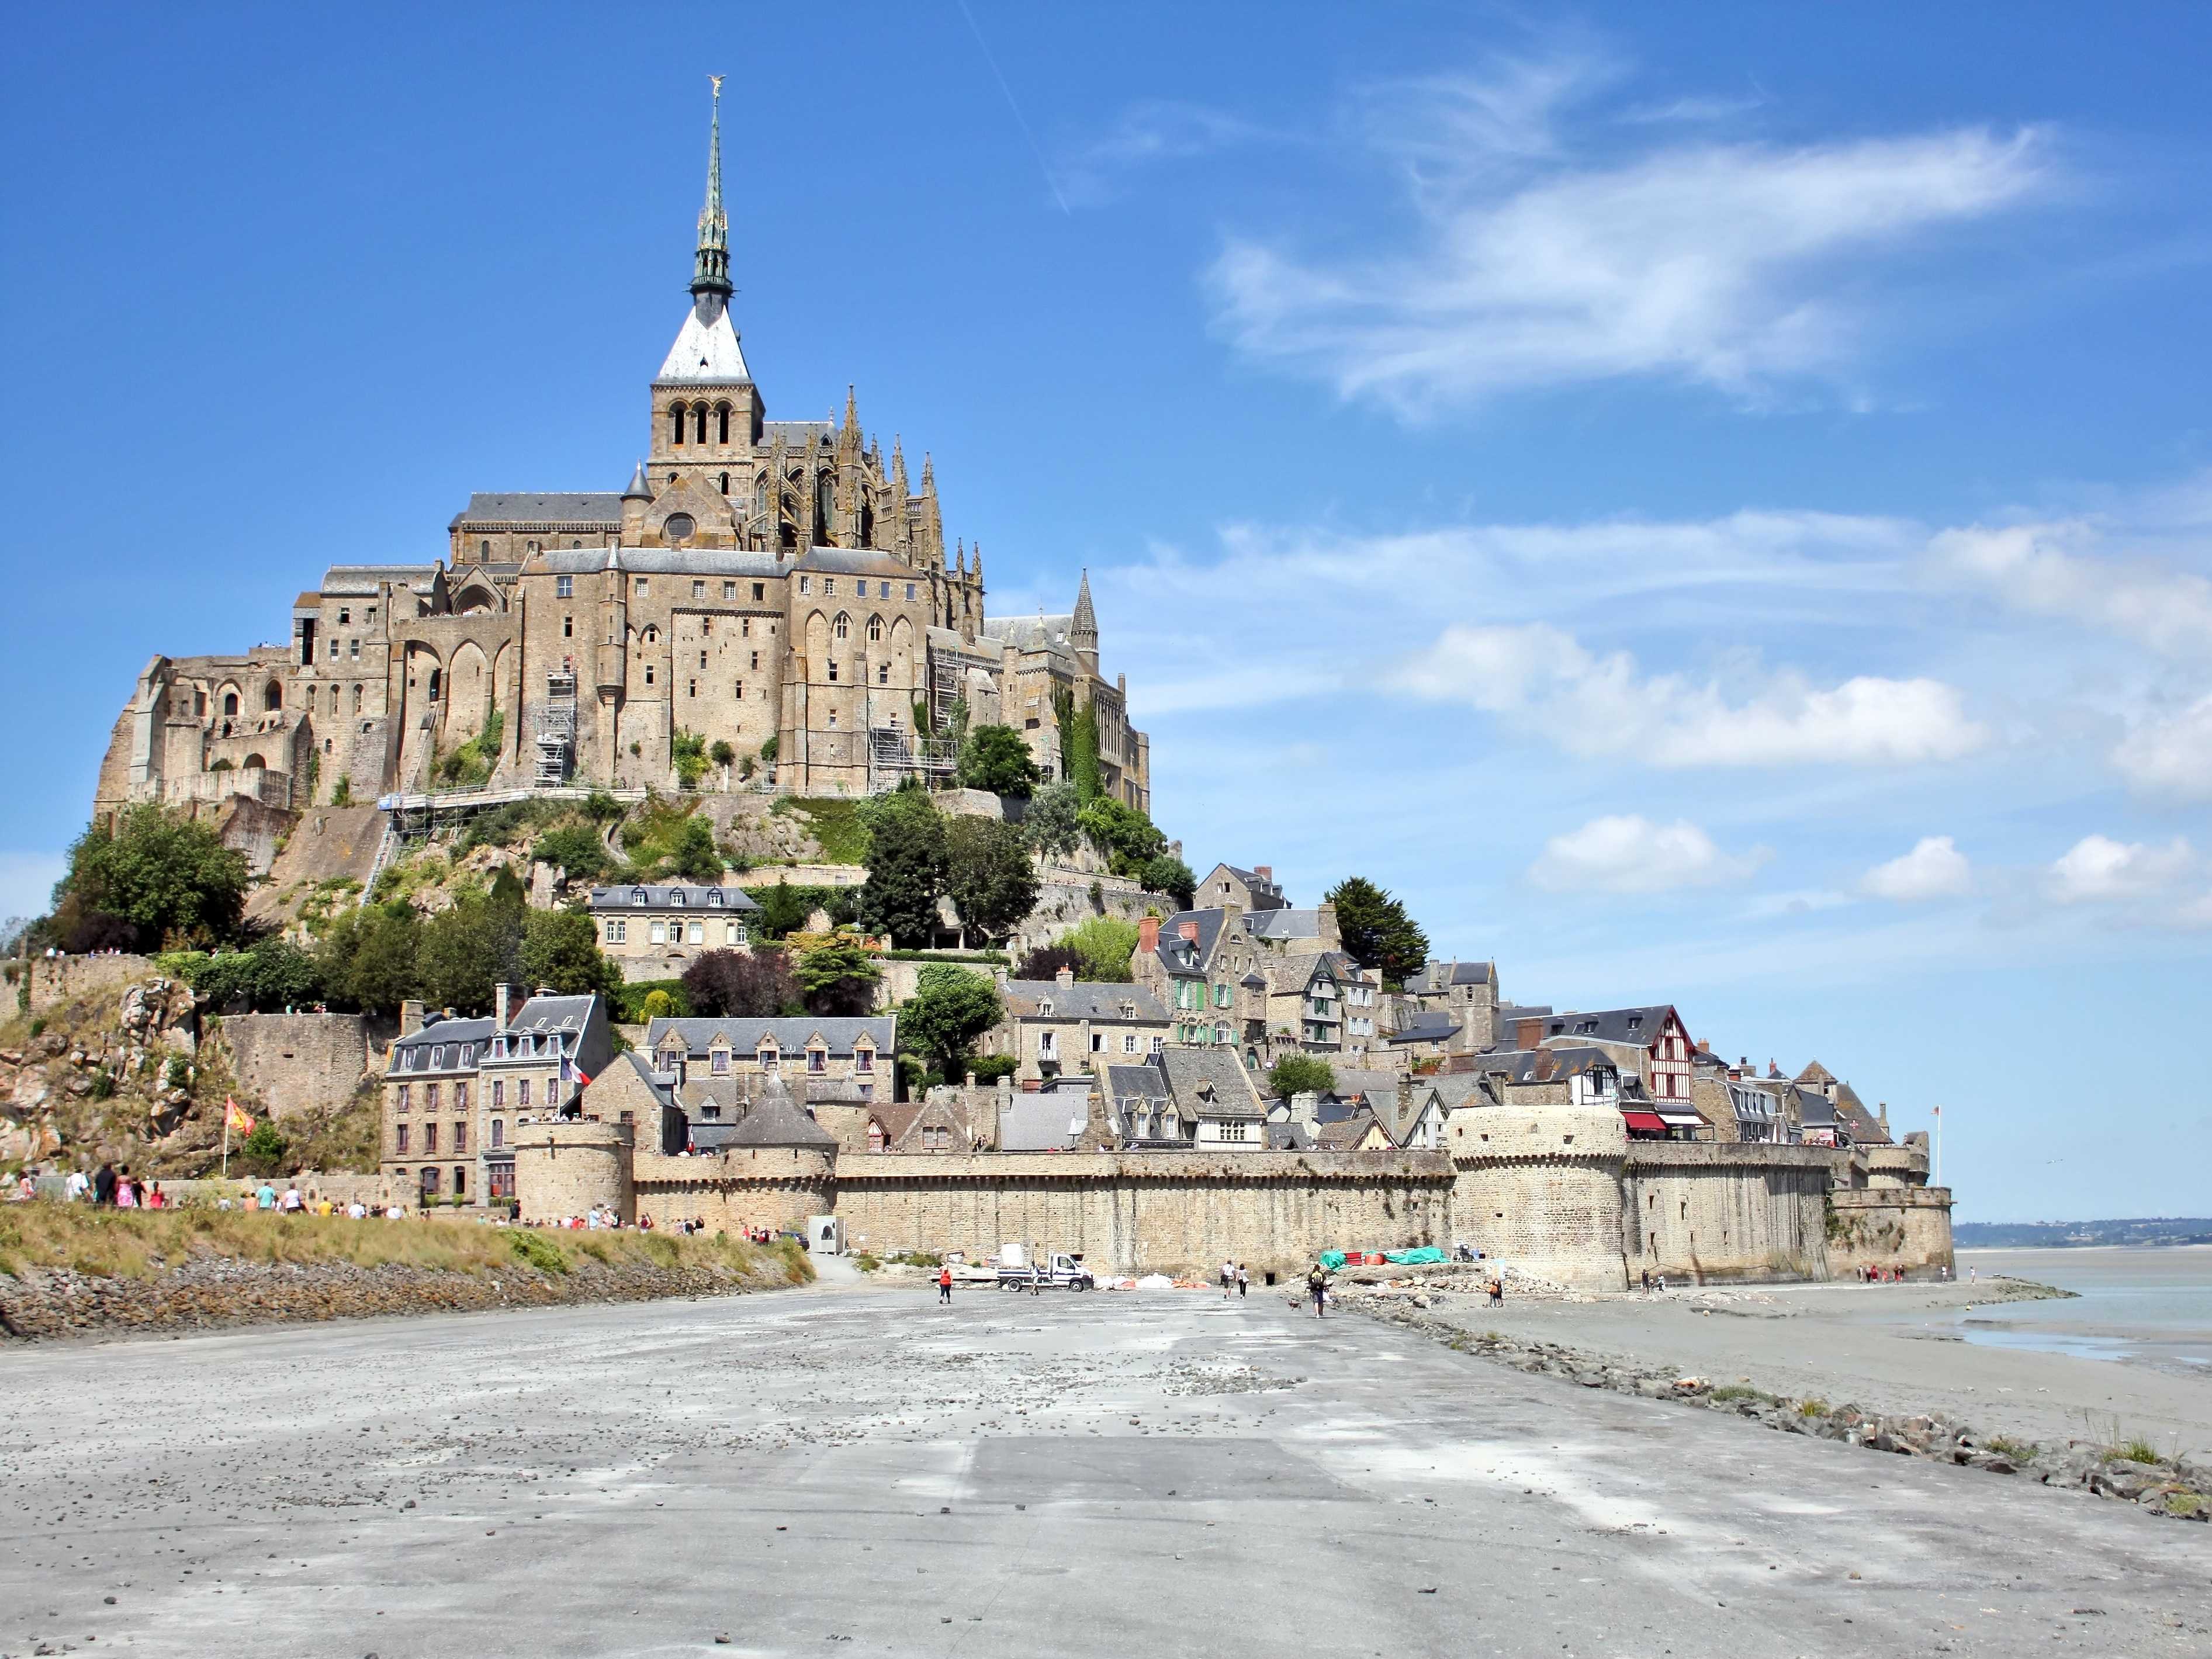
[224,1098,257,1135]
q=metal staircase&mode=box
[535,673,577,787]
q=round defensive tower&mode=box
[513,1118,635,1225]
[1445,1097,1629,1291]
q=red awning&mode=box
[1620,1110,1668,1132]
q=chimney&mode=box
[1178,920,1199,942]
[1138,916,1159,955]
[495,983,511,1033]
[1515,1016,1542,1050]
[1254,865,1272,884]
[1316,900,1340,953]
[1054,965,1075,988]
[400,999,424,1038]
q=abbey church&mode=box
[94,86,1149,832]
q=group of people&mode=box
[1858,1263,1916,1282]
[57,1164,165,1208]
[1217,1259,1251,1299]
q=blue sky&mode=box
[4,4,2210,1219]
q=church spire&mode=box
[1071,568,1098,667]
[691,75,732,308]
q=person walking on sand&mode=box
[1307,1262,1328,1318]
[1220,1258,1234,1300]
[937,1265,953,1305]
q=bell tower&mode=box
[649,75,763,505]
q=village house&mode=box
[645,1014,896,1112]
[1385,958,1501,1055]
[1516,1005,1698,1115]
[379,986,613,1206]
[1096,1048,1271,1149]
[589,882,761,981]
[1196,862,1287,912]
[976,968,1169,1086]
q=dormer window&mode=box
[1038,999,1054,1017]
[632,887,648,905]
[670,891,686,908]
[708,890,724,906]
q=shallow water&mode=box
[1953,1245,2212,1376]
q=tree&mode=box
[1140,854,1195,911]
[902,964,1003,1078]
[239,1121,289,1173]
[1324,877,1431,989]
[1268,1053,1335,1102]
[1021,780,1082,859]
[792,933,882,1017]
[1060,915,1141,982]
[316,902,423,1016]
[956,725,1043,796]
[1076,796,1166,878]
[640,988,674,1022]
[943,816,1040,944]
[856,787,947,947]
[189,937,321,1012]
[531,823,611,886]
[51,805,251,950]
[671,814,724,882]
[417,889,524,1014]
[522,907,623,1000]
[1014,944,1085,981]
[681,947,800,1019]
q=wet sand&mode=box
[1409,1274,2212,1461]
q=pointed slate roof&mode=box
[658,303,752,383]
[725,1075,838,1150]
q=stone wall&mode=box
[161,1171,407,1210]
[513,1120,635,1224]
[1619,1142,1836,1285]
[1827,1186,1955,1275]
[213,1013,375,1120]
[632,1147,834,1234]
[832,1151,1455,1277]
[26,954,155,1017]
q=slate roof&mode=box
[389,1015,496,1071]
[1159,1048,1265,1120]
[1211,864,1287,908]
[1795,1059,1839,1086]
[1456,1044,1618,1086]
[648,1016,895,1058]
[1242,908,1324,943]
[724,1077,839,1150]
[1792,1085,1838,1131]
[1533,1006,1678,1050]
[1833,1080,1889,1145]
[1103,1064,1170,1104]
[1312,1109,1386,1150]
[1151,909,1226,975]
[980,614,1075,653]
[760,420,833,447]
[1000,981,1168,1023]
[535,546,785,577]
[1384,1011,1461,1047]
[657,302,752,383]
[449,493,623,528]
[793,546,915,579]
[998,1091,1092,1152]
[589,882,761,913]
[1407,960,1496,993]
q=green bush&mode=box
[1268,1053,1335,1101]
[508,1229,570,1275]
[773,797,870,864]
[672,729,709,791]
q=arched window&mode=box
[718,472,730,494]
[866,615,883,643]
[243,753,268,770]
[693,403,709,445]
[670,406,687,445]
[351,683,363,714]
[426,669,441,702]
[222,691,239,716]
[816,473,835,532]
[832,613,850,641]
[715,403,731,444]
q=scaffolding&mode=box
[867,725,957,794]
[535,672,577,787]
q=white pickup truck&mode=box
[995,1246,1095,1291]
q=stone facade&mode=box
[92,87,1149,831]
[213,1013,373,1123]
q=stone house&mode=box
[379,986,612,1206]
[590,882,760,981]
[1197,863,1287,912]
[1092,1049,1269,1150]
[974,968,1169,1086]
[1518,1005,1697,1116]
[1391,959,1500,1055]
[645,1014,898,1106]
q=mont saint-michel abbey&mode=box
[94,90,1148,830]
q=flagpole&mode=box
[221,1110,230,1179]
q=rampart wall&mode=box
[213,1013,374,1120]
[1826,1186,1956,1275]
[1619,1142,1837,1284]
[26,954,154,1016]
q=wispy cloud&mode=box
[1390,622,1985,767]
[1061,100,1272,207]
[1924,518,2212,657]
[2112,692,2212,800]
[1529,815,1770,894]
[1204,49,2054,416]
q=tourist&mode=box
[938,1265,953,1305]
[256,1179,277,1212]
[281,1183,304,1214]
[1221,1258,1235,1300]
[1307,1262,1328,1318]
[64,1168,89,1203]
[1640,1267,1652,1291]
[1488,1276,1503,1307]
[147,1181,165,1210]
[1656,1273,1668,1293]
[115,1169,137,1209]
[94,1162,117,1206]
[1236,1262,1249,1300]
[1968,1265,1977,1284]
[12,1171,33,1202]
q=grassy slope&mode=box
[0,1201,814,1287]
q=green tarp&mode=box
[1318,1250,1347,1270]
[1383,1246,1448,1265]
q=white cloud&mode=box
[2111,694,2212,800]
[2046,834,2194,903]
[1529,815,1768,893]
[1062,100,1270,206]
[1861,836,1973,900]
[1924,521,2212,657]
[1391,622,1986,767]
[1206,51,2051,414]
